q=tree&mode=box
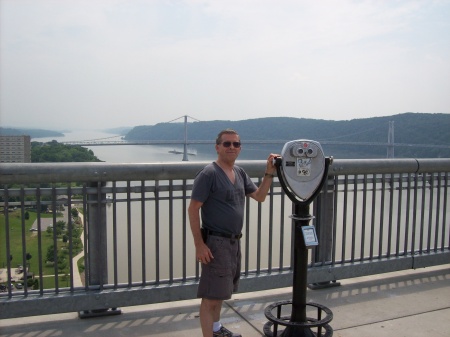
[55,220,66,236]
[46,245,55,263]
[31,141,101,162]
[71,208,79,219]
[30,278,39,290]
[57,258,68,273]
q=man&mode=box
[188,129,279,337]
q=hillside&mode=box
[124,113,450,159]
[0,127,64,138]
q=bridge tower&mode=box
[387,121,394,159]
[182,115,189,161]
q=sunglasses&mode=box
[221,141,241,148]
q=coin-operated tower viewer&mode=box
[264,139,334,337]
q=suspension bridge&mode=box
[60,116,450,161]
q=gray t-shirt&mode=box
[191,162,257,235]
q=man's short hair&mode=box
[216,129,239,145]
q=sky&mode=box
[1,0,449,131]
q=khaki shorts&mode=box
[197,235,241,300]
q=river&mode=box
[33,130,283,283]
[33,129,280,162]
[32,130,448,284]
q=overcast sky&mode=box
[1,0,449,131]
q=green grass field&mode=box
[0,209,83,288]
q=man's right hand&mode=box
[196,241,214,264]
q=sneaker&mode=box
[213,326,242,337]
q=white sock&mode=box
[213,321,222,332]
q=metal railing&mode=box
[1,158,449,319]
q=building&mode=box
[0,135,31,163]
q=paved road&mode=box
[30,208,68,231]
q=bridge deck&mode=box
[1,264,449,337]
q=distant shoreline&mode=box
[0,127,64,139]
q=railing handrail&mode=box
[1,158,450,184]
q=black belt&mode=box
[204,228,242,240]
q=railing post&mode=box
[79,181,121,318]
[310,177,340,289]
[87,181,108,288]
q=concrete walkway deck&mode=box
[1,264,449,337]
